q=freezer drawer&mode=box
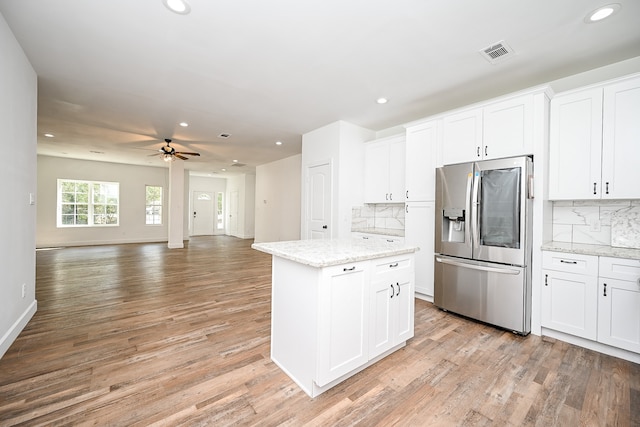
[434,255,531,335]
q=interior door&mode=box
[192,191,214,236]
[306,162,331,239]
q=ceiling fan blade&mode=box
[175,152,200,156]
[175,154,189,160]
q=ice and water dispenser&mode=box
[442,208,466,243]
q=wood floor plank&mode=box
[0,236,638,426]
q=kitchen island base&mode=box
[253,239,417,398]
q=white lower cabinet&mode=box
[597,257,640,353]
[317,261,370,387]
[369,256,414,358]
[270,253,415,397]
[542,251,640,358]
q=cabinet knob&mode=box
[322,225,328,229]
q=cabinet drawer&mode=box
[599,256,640,282]
[542,251,598,276]
[372,256,413,277]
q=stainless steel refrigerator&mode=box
[434,156,533,335]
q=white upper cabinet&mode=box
[483,95,534,159]
[441,93,534,165]
[405,120,439,202]
[601,77,640,199]
[442,108,483,165]
[549,74,640,200]
[549,88,603,200]
[364,135,406,203]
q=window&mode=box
[216,192,224,230]
[146,185,163,225]
[58,179,119,227]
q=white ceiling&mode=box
[1,0,639,175]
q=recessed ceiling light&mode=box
[44,133,54,138]
[179,122,188,127]
[585,3,620,23]
[163,0,191,15]
[221,168,227,172]
[276,141,283,146]
[233,159,238,163]
[376,97,388,104]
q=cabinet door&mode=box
[388,137,406,202]
[541,269,598,340]
[405,121,439,201]
[317,262,369,387]
[548,88,603,200]
[442,108,483,165]
[394,275,414,344]
[364,141,390,203]
[602,77,640,199]
[597,278,640,353]
[483,95,533,159]
[369,278,395,356]
[405,202,434,298]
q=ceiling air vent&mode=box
[479,40,515,64]
[218,133,231,139]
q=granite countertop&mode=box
[252,238,419,268]
[351,228,405,237]
[541,241,640,260]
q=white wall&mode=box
[255,154,301,243]
[189,175,227,235]
[226,174,256,239]
[0,13,37,358]
[301,121,375,239]
[36,156,171,247]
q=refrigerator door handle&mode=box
[435,256,521,275]
[471,171,480,251]
[465,172,473,249]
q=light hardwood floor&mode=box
[0,236,638,426]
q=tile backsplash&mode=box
[552,200,640,247]
[352,204,405,232]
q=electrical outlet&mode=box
[21,283,26,298]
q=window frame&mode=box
[57,179,120,227]
[145,185,163,226]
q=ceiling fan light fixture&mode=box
[163,0,191,15]
[163,153,174,162]
[585,3,620,23]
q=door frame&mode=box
[302,160,333,240]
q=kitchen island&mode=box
[252,238,418,397]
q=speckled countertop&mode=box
[351,228,405,237]
[541,241,640,260]
[252,238,419,268]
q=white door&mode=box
[306,162,331,239]
[192,191,215,236]
[229,190,239,237]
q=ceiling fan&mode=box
[156,138,200,162]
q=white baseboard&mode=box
[542,327,640,364]
[0,300,37,359]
